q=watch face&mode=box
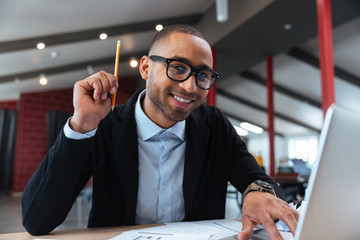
[255,180,273,190]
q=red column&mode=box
[207,83,217,106]
[207,48,217,106]
[266,56,275,178]
[317,0,335,117]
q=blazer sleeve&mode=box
[22,130,94,235]
[219,112,285,200]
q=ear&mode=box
[139,55,150,80]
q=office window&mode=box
[288,136,318,164]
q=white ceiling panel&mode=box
[0,31,154,76]
[217,94,316,136]
[301,16,360,78]
[250,54,322,101]
[217,94,268,127]
[218,74,323,132]
[0,61,138,101]
[0,0,213,41]
[218,75,267,105]
[335,76,360,112]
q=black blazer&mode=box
[22,89,284,235]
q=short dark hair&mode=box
[149,24,207,54]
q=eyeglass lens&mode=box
[167,60,215,89]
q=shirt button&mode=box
[162,211,166,215]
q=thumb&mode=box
[238,217,255,240]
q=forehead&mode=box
[151,32,213,68]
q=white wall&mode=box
[247,134,288,175]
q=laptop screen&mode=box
[295,105,360,239]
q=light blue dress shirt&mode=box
[134,91,186,224]
[63,90,186,224]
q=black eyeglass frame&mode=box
[149,55,220,90]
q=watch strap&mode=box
[242,181,276,201]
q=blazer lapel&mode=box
[183,109,209,217]
[111,90,141,223]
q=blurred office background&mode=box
[1,0,359,233]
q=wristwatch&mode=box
[242,180,276,200]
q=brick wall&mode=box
[10,76,138,193]
[12,89,74,193]
[0,100,18,110]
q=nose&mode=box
[178,74,197,93]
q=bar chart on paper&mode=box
[108,219,294,240]
[108,219,241,240]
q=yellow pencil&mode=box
[111,40,121,110]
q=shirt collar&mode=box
[135,90,185,141]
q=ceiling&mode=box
[1,0,360,138]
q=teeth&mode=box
[173,95,191,103]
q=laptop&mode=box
[294,104,360,239]
[223,105,360,240]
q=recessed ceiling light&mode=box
[130,58,138,68]
[99,33,108,40]
[283,24,293,30]
[39,74,48,85]
[37,42,45,50]
[155,24,163,31]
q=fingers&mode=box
[278,203,299,235]
[241,192,299,240]
[237,216,255,240]
[261,200,299,239]
[83,71,118,101]
[261,217,283,240]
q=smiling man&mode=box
[22,25,298,240]
[141,30,214,127]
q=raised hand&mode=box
[69,71,118,133]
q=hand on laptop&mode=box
[238,191,299,240]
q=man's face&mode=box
[140,32,213,128]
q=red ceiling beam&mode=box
[317,0,335,117]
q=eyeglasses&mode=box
[149,55,220,90]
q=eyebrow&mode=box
[170,55,213,70]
